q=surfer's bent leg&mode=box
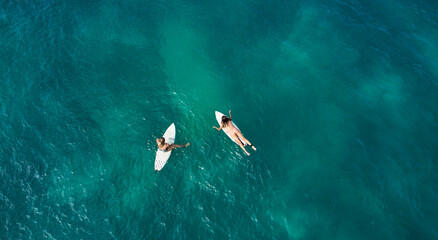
[232,134,250,156]
[236,132,256,151]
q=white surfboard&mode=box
[215,111,247,146]
[154,123,176,172]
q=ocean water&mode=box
[1,0,438,239]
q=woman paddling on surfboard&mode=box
[213,110,256,156]
[156,137,190,152]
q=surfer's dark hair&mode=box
[159,137,165,142]
[221,116,230,124]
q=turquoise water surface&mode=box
[1,0,438,239]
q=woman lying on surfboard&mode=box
[213,110,256,156]
[156,137,190,152]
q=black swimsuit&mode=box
[158,142,170,152]
[159,146,168,152]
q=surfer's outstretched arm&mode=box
[228,110,232,120]
[212,125,223,131]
